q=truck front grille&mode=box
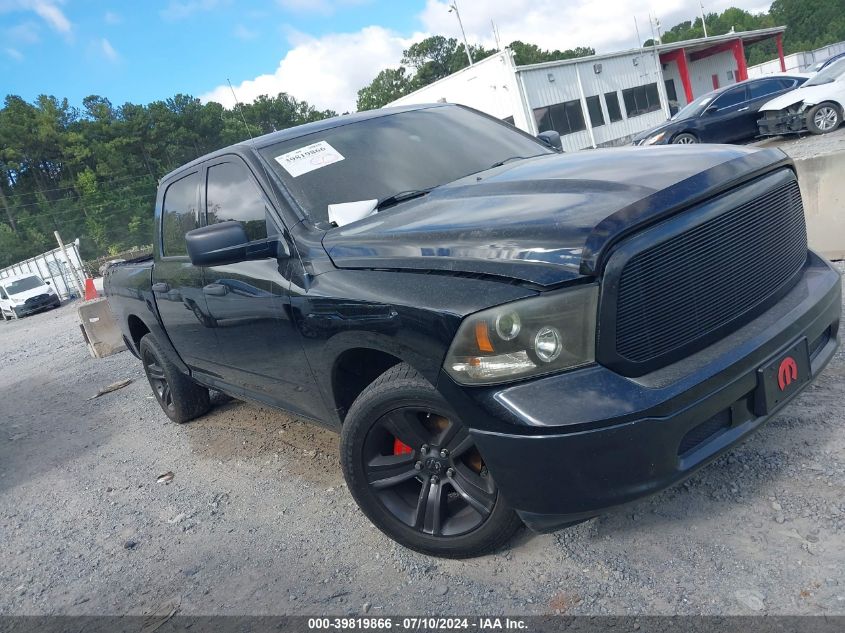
[599,170,808,375]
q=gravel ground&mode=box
[752,126,845,160]
[0,262,843,618]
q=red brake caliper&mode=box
[393,438,413,455]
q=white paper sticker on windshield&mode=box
[274,141,344,178]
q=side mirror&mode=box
[537,130,563,151]
[185,221,281,266]
[45,280,51,285]
[704,104,719,115]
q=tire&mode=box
[672,132,698,144]
[806,102,841,134]
[340,363,522,558]
[139,333,210,424]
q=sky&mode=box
[2,0,773,113]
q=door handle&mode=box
[203,283,229,296]
[152,282,170,293]
[738,107,750,112]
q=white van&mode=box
[0,274,61,320]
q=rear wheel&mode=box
[672,132,698,144]
[139,334,210,423]
[340,363,522,558]
[807,103,841,134]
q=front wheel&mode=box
[139,334,210,423]
[807,103,841,134]
[672,132,698,144]
[340,363,522,558]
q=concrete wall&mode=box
[747,40,845,78]
[794,152,845,260]
[387,50,532,132]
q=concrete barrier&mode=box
[77,298,126,358]
[793,152,845,261]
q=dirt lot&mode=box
[754,126,845,159]
[0,261,843,617]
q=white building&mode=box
[387,27,788,152]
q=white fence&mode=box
[0,242,86,300]
[747,40,845,78]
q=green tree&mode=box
[357,67,413,111]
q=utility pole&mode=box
[491,19,501,51]
[448,1,473,66]
[700,1,709,37]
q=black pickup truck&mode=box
[105,103,841,558]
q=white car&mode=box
[0,273,61,320]
[758,58,845,136]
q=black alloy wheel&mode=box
[143,346,174,415]
[139,333,210,424]
[363,407,496,537]
[341,363,521,558]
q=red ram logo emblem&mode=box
[777,356,799,391]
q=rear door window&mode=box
[161,172,199,257]
[713,85,748,109]
[205,160,269,242]
[749,79,787,99]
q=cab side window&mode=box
[206,160,269,242]
[161,172,199,257]
[713,86,748,109]
[0,287,7,300]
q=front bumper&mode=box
[438,252,841,532]
[758,110,807,136]
[15,295,61,316]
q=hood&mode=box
[4,283,53,303]
[759,84,840,111]
[322,146,790,287]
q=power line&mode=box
[2,172,156,200]
[8,181,157,211]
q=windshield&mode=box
[806,58,845,86]
[258,106,553,224]
[4,276,44,296]
[671,92,717,120]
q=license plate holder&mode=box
[754,338,811,415]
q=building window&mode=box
[604,92,623,122]
[664,79,678,103]
[586,95,605,127]
[622,83,661,118]
[533,100,586,136]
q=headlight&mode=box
[444,284,598,385]
[642,131,666,146]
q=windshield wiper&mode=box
[376,189,432,210]
[487,155,531,169]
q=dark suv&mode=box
[105,104,841,558]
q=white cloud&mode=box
[200,26,417,113]
[0,0,71,35]
[276,0,373,16]
[5,47,24,60]
[100,37,119,62]
[30,0,70,33]
[233,24,258,40]
[6,20,40,44]
[104,10,122,25]
[418,0,773,54]
[160,0,227,21]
